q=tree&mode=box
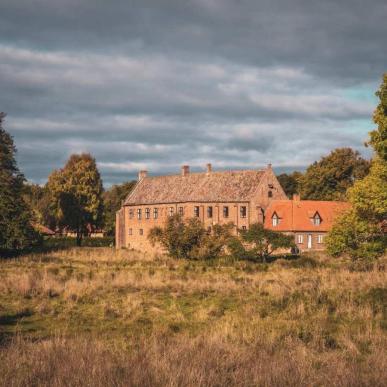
[277,171,302,198]
[0,113,40,255]
[47,153,104,246]
[103,181,136,236]
[326,74,387,261]
[148,215,233,259]
[228,223,294,262]
[299,148,370,200]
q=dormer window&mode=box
[272,213,280,227]
[312,213,321,226]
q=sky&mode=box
[1,0,386,186]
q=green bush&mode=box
[40,236,114,250]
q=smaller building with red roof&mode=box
[264,195,350,251]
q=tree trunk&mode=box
[76,229,82,247]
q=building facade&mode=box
[264,195,350,252]
[116,163,287,252]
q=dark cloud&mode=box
[0,0,384,185]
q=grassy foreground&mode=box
[0,248,386,386]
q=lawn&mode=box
[0,247,386,386]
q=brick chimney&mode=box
[206,163,212,174]
[293,193,300,201]
[138,170,148,180]
[181,165,190,176]
[267,163,272,169]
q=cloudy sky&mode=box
[1,0,386,186]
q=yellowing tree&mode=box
[47,153,104,246]
[326,74,387,261]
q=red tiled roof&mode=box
[265,199,350,232]
[124,169,266,205]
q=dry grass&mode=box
[0,248,386,386]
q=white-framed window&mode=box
[153,208,158,219]
[137,209,142,219]
[272,213,279,227]
[145,208,150,219]
[297,234,303,244]
[179,207,184,216]
[194,206,200,217]
[313,213,321,225]
[240,206,247,218]
[317,234,324,244]
[169,207,174,217]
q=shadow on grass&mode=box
[0,309,34,346]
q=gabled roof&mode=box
[265,199,350,232]
[124,169,267,205]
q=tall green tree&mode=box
[47,153,104,246]
[299,148,370,200]
[326,74,387,261]
[103,181,136,236]
[277,171,302,198]
[0,113,40,255]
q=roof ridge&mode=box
[143,168,266,179]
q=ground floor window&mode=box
[128,228,132,235]
[139,229,143,235]
[297,234,303,244]
[317,234,324,243]
[179,207,184,216]
[194,206,200,217]
[223,206,229,218]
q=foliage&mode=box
[299,147,370,200]
[0,113,41,256]
[228,223,295,262]
[148,215,233,259]
[327,74,387,262]
[103,181,136,236]
[47,153,104,246]
[40,236,114,250]
[276,171,302,198]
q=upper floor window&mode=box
[194,206,200,217]
[145,208,150,219]
[128,228,132,235]
[207,206,213,218]
[153,208,158,219]
[137,209,142,219]
[240,206,247,218]
[223,206,229,218]
[313,213,321,225]
[179,207,184,216]
[169,207,174,217]
[129,209,134,219]
[139,229,143,235]
[272,213,279,226]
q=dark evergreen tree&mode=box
[0,113,40,256]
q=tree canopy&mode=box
[299,147,370,200]
[47,153,104,245]
[0,113,40,255]
[277,171,302,198]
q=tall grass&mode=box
[0,248,386,386]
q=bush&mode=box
[38,236,114,251]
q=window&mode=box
[207,206,213,218]
[128,228,132,235]
[317,234,324,244]
[129,209,134,219]
[153,208,158,219]
[268,190,273,198]
[169,207,174,217]
[145,208,150,219]
[240,206,247,218]
[313,214,321,225]
[272,213,279,227]
[297,234,303,244]
[223,206,229,218]
[137,209,142,219]
[139,229,143,235]
[179,207,184,216]
[242,226,247,231]
[194,206,200,217]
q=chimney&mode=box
[206,163,212,174]
[267,163,272,170]
[181,165,190,176]
[138,170,148,180]
[293,193,300,201]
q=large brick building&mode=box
[116,163,287,252]
[264,195,350,252]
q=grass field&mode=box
[0,247,386,386]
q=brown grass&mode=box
[0,248,386,386]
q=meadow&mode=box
[0,247,386,386]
